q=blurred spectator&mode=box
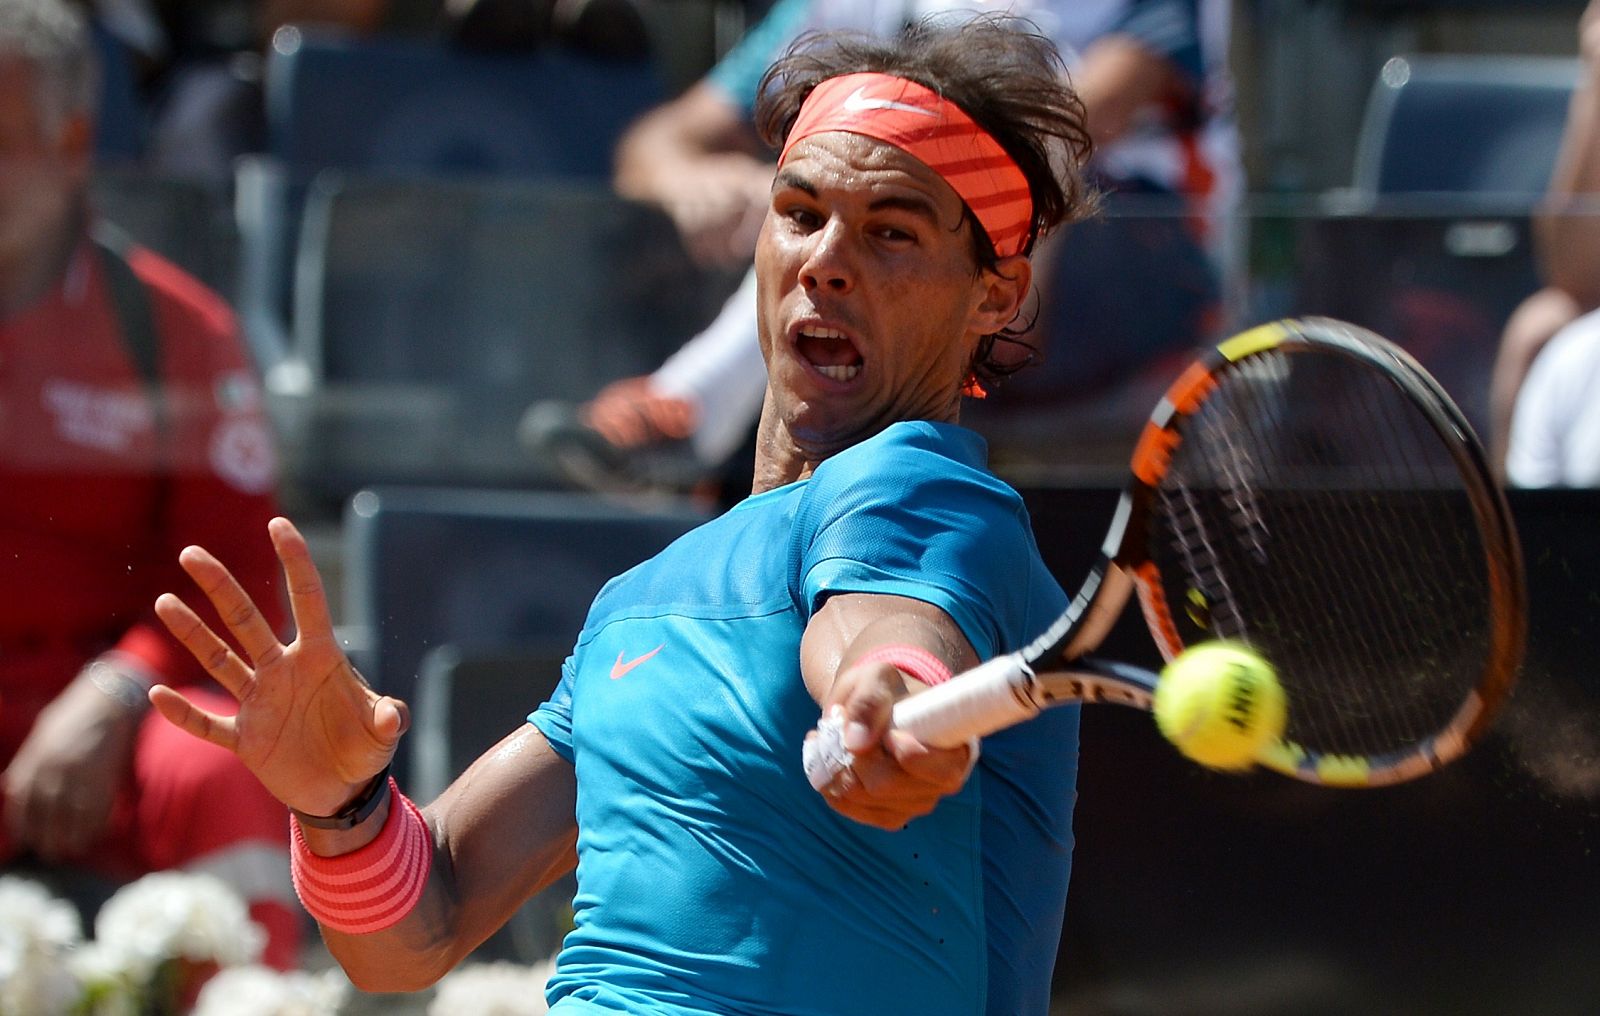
[1490,0,1600,480]
[529,0,1240,495]
[0,0,300,967]
[1505,305,1600,486]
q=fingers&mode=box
[148,684,239,753]
[817,719,974,829]
[820,751,952,831]
[155,592,254,697]
[374,695,411,744]
[267,517,338,647]
[177,543,284,666]
[835,665,898,754]
[881,729,974,791]
[838,734,969,800]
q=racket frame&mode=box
[805,317,1526,790]
[1030,318,1527,787]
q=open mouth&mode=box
[794,324,862,382]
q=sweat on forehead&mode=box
[778,72,1033,258]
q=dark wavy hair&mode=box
[753,14,1097,389]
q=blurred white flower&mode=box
[0,877,85,1016]
[93,871,265,981]
[0,876,83,949]
[192,964,350,1016]
[427,958,556,1016]
[68,942,140,1016]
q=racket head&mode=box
[1116,317,1526,787]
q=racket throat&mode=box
[1059,657,1159,709]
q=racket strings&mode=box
[1288,370,1437,753]
[1151,349,1493,760]
[1278,366,1488,750]
[1331,370,1484,748]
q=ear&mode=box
[968,254,1033,338]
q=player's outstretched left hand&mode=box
[150,517,409,818]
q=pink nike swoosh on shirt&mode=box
[610,644,665,679]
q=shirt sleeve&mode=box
[110,249,289,686]
[704,0,821,114]
[528,659,577,763]
[790,429,1034,661]
[1506,315,1596,488]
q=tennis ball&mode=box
[1153,641,1286,771]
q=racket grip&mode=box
[802,654,1043,790]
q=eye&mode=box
[785,206,822,230]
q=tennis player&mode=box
[151,15,1095,1014]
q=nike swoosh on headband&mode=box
[840,85,938,118]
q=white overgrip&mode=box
[801,653,1043,790]
[894,653,1043,747]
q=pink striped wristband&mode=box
[854,644,980,777]
[855,644,954,687]
[289,779,432,934]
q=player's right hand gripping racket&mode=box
[804,317,1527,788]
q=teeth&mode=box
[799,326,848,340]
[816,364,861,381]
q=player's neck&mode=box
[750,396,818,493]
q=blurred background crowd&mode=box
[41,0,1600,507]
[5,1,1600,1014]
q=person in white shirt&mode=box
[1506,305,1600,486]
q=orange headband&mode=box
[778,72,1034,258]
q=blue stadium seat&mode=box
[1352,55,1579,196]
[340,486,709,773]
[272,173,731,501]
[263,27,664,179]
[1280,54,1582,451]
[240,26,666,383]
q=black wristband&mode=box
[290,764,393,831]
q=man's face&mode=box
[754,129,1026,462]
[0,57,87,289]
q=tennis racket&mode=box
[803,317,1526,789]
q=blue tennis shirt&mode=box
[531,421,1078,1015]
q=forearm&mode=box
[800,595,981,828]
[801,594,978,706]
[613,83,764,203]
[305,792,460,992]
[303,728,578,991]
[1536,30,1600,301]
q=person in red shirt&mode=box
[0,0,299,969]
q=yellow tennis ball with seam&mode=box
[1152,641,1286,771]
